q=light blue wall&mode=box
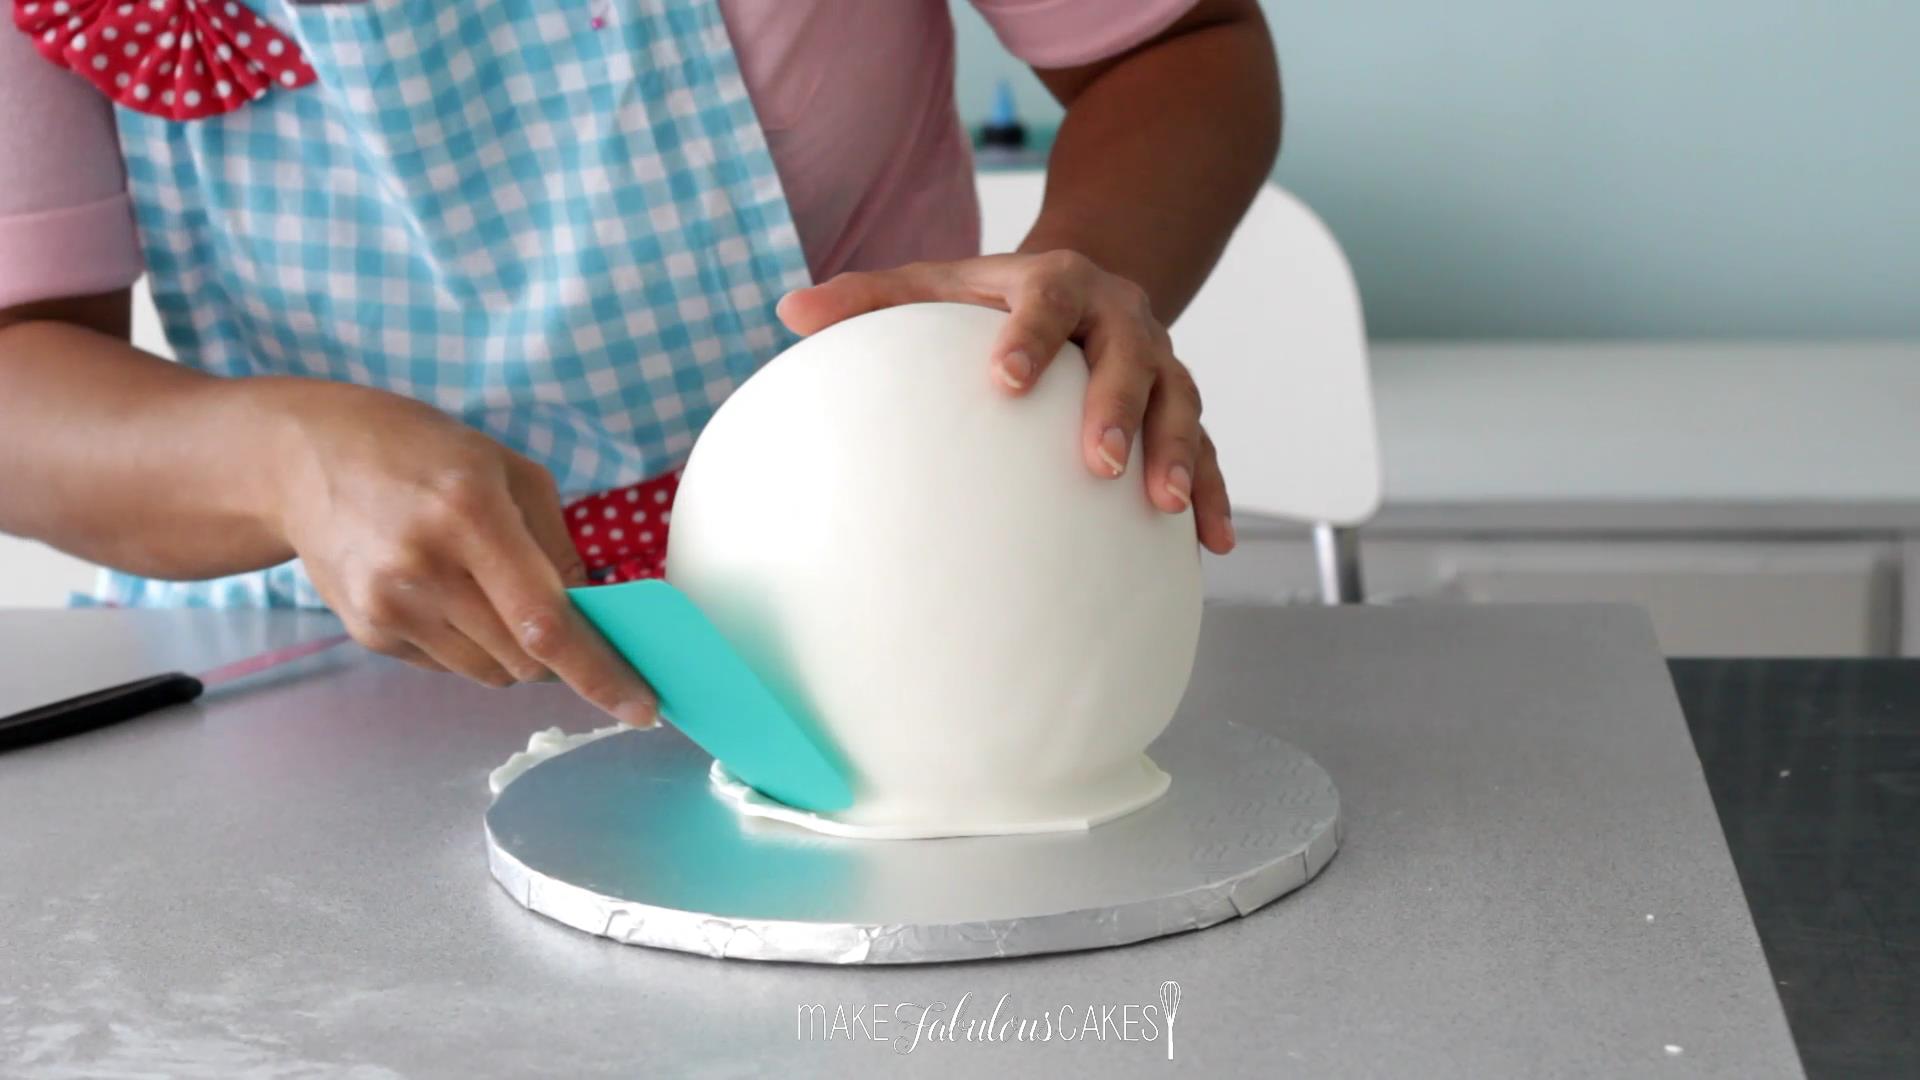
[951,2,1920,340]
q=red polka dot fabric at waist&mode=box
[564,470,678,585]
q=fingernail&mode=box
[621,699,661,729]
[1166,464,1193,509]
[1097,427,1129,476]
[996,350,1032,390]
[1222,517,1238,548]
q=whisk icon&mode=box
[1159,980,1182,1060]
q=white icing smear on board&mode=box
[487,724,628,796]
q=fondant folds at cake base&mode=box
[708,755,1172,840]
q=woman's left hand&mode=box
[777,252,1235,554]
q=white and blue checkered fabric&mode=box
[97,0,810,608]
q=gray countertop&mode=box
[0,605,1800,1078]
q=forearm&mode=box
[0,317,296,578]
[1021,0,1281,322]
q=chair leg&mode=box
[1312,523,1365,606]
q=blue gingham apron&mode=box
[97,0,809,607]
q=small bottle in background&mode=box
[974,78,1046,170]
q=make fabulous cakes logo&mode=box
[796,981,1186,1060]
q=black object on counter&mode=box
[0,632,349,753]
[0,673,204,752]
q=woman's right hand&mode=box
[257,379,659,726]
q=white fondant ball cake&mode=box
[667,302,1204,838]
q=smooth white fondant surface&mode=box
[667,303,1204,837]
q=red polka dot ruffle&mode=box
[13,0,315,120]
[565,470,681,586]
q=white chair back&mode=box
[975,172,1382,529]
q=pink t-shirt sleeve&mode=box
[968,0,1200,70]
[0,26,143,309]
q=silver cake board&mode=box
[485,720,1341,965]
